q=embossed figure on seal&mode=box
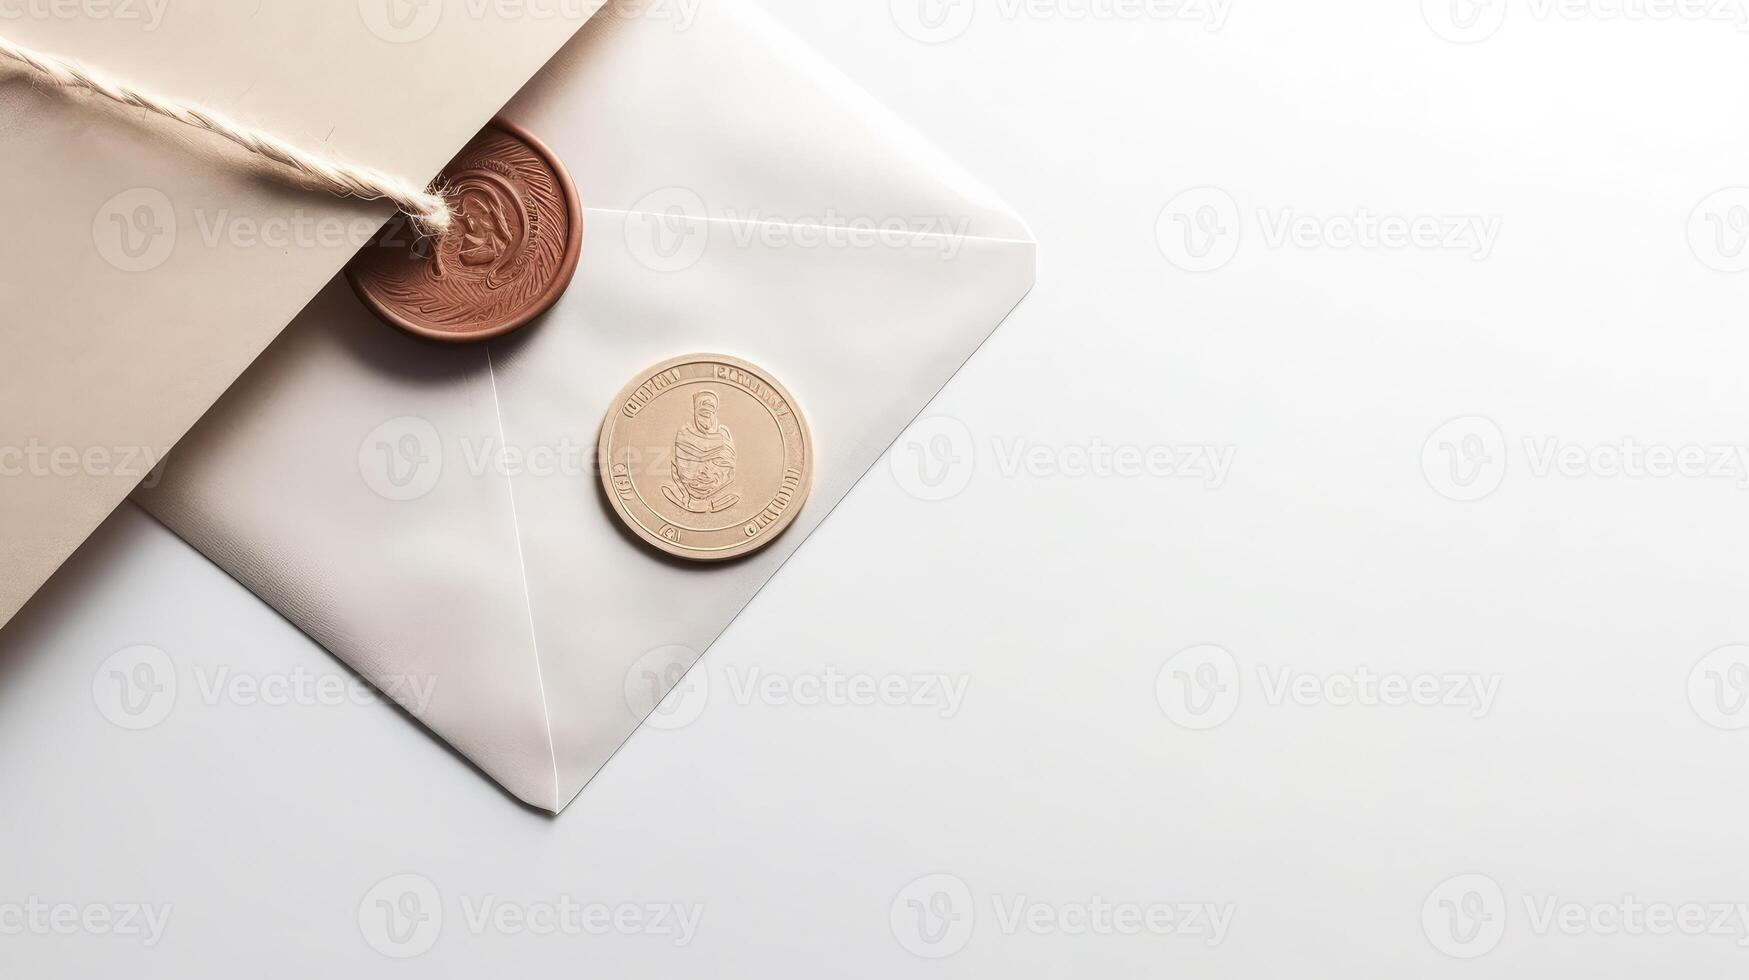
[663,390,741,514]
[450,177,524,279]
[377,132,561,325]
[345,120,583,342]
[600,354,812,562]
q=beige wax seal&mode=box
[599,355,813,562]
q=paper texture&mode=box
[0,0,602,625]
[134,0,1036,811]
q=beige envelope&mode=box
[0,0,601,626]
[133,0,1036,812]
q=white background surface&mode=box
[7,0,1749,976]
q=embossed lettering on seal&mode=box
[598,355,813,562]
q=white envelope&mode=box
[133,0,1036,813]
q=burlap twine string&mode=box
[0,34,455,235]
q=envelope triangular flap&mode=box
[492,1,1036,809]
[512,0,1033,246]
[137,285,565,811]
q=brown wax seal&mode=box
[346,119,582,343]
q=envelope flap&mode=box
[140,284,565,811]
[488,0,1036,808]
[492,216,1033,810]
[514,1,1033,245]
[0,0,610,179]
